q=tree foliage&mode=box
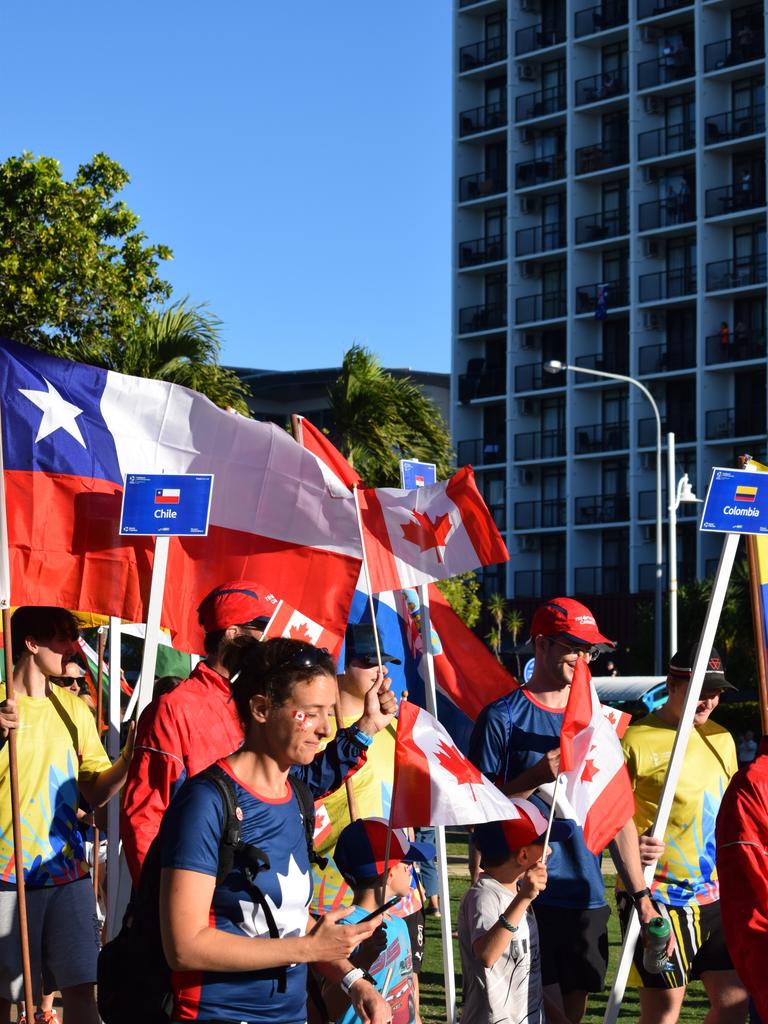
[327,345,453,487]
[436,572,482,629]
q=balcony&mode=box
[575,421,629,453]
[515,429,566,461]
[459,36,508,72]
[575,67,628,106]
[515,499,566,530]
[515,360,565,391]
[515,154,566,189]
[575,279,629,314]
[457,437,506,466]
[459,100,507,138]
[575,493,629,524]
[515,223,566,257]
[459,234,507,268]
[639,489,696,520]
[574,350,629,374]
[638,123,695,160]
[638,195,695,231]
[705,255,767,292]
[704,35,764,74]
[705,406,764,441]
[515,568,566,598]
[458,302,508,333]
[575,566,623,595]
[705,181,766,218]
[705,331,767,364]
[575,1,628,37]
[639,415,695,445]
[515,23,566,55]
[574,140,628,175]
[637,0,692,14]
[638,338,696,374]
[459,170,507,203]
[458,360,506,401]
[575,208,628,244]
[516,291,567,324]
[705,105,765,145]
[516,85,566,123]
[639,267,696,302]
[638,53,694,90]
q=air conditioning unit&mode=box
[520,261,539,279]
[518,535,539,552]
[643,311,663,329]
[520,0,540,12]
[519,126,536,144]
[520,331,538,350]
[644,95,661,115]
[519,193,540,213]
[642,524,655,542]
[518,63,538,82]
[517,398,536,415]
[644,239,660,258]
[640,24,658,43]
[640,452,655,470]
[514,468,535,485]
[643,165,659,184]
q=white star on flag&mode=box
[19,378,86,447]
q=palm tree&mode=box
[505,607,526,677]
[327,345,453,487]
[69,300,251,414]
[485,592,507,662]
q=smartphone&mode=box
[357,895,400,923]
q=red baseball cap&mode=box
[333,818,435,883]
[474,800,574,860]
[197,579,279,633]
[530,597,615,651]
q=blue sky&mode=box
[2,1,452,373]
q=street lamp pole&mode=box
[667,430,702,657]
[544,360,664,675]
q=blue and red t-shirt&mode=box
[160,759,313,1023]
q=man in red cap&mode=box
[469,597,657,1024]
[121,580,396,885]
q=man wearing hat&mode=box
[469,597,657,1024]
[121,582,396,885]
[618,645,747,1024]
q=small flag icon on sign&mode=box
[734,485,758,502]
[155,488,181,505]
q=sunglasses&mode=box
[548,636,602,663]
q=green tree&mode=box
[436,572,482,629]
[504,607,526,676]
[0,152,172,351]
[327,345,453,487]
[485,592,507,662]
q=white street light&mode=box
[667,431,702,658]
[544,359,664,674]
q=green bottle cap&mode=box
[647,917,670,938]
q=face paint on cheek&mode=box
[292,710,314,731]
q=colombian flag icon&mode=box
[735,485,758,502]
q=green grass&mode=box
[418,873,708,1023]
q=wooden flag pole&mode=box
[92,626,106,900]
[2,608,34,1016]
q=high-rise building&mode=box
[452,0,766,616]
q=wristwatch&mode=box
[341,967,375,995]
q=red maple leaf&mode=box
[400,510,453,562]
[581,758,599,783]
[435,740,483,800]
[289,621,314,643]
[605,710,617,726]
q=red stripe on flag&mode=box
[298,419,361,489]
[581,760,635,854]
[560,657,594,772]
[445,466,509,567]
[391,701,433,828]
[354,487,400,593]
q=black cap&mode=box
[344,624,401,667]
[668,645,738,693]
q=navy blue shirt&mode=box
[469,688,606,909]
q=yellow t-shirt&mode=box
[621,713,737,906]
[0,684,111,888]
[312,715,421,916]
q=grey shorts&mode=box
[0,877,101,1001]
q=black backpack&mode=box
[97,764,323,1024]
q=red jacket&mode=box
[716,737,768,1022]
[121,661,368,885]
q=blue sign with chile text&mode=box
[120,474,214,536]
[700,467,768,536]
[399,459,437,489]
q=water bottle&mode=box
[642,917,671,974]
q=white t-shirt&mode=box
[458,874,544,1024]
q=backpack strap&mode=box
[287,774,327,870]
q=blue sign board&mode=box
[120,474,214,536]
[523,657,535,683]
[700,467,768,536]
[399,459,437,489]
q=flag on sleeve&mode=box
[357,467,509,592]
[390,700,522,827]
[558,657,635,854]
[261,598,343,651]
[0,338,363,652]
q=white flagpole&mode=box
[106,616,122,939]
[540,776,560,865]
[134,535,170,717]
[603,531,740,1023]
[416,584,458,1024]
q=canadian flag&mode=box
[390,701,522,828]
[260,599,343,651]
[558,658,635,854]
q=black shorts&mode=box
[616,892,734,989]
[533,903,611,994]
[405,907,425,975]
